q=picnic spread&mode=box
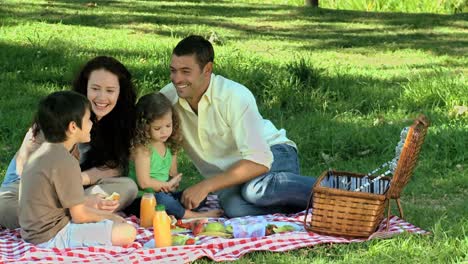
[0,201,428,263]
[0,116,431,263]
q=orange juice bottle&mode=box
[153,204,172,248]
[140,193,156,228]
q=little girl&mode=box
[129,92,222,219]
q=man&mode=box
[160,35,316,217]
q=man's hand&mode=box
[85,194,119,212]
[181,181,210,209]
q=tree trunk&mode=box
[304,0,319,7]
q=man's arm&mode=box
[181,159,268,209]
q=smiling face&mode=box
[170,54,212,104]
[86,69,120,120]
[149,111,173,144]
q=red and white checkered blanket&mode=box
[0,195,428,263]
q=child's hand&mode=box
[160,182,172,193]
[169,173,182,191]
[110,213,127,223]
[162,173,182,192]
[85,194,119,212]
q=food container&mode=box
[225,216,267,238]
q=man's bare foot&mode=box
[183,209,224,219]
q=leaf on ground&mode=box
[450,105,467,117]
[358,149,371,156]
[373,116,385,126]
[321,152,333,163]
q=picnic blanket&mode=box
[0,195,428,263]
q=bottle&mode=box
[140,193,156,228]
[153,204,172,248]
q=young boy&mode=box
[19,91,136,248]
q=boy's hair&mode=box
[34,91,90,143]
[132,93,182,153]
[173,35,214,70]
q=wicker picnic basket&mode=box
[303,115,430,238]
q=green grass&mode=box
[0,0,467,263]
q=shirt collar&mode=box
[201,73,215,105]
[178,73,214,111]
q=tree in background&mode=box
[305,0,319,7]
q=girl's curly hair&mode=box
[132,92,182,153]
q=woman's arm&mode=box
[71,146,92,185]
[133,146,170,192]
[82,166,121,186]
[15,128,45,176]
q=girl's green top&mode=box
[128,145,172,197]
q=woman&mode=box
[0,56,138,229]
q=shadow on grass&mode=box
[0,18,465,164]
[1,1,466,55]
[0,32,466,235]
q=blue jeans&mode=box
[217,144,316,218]
[154,192,186,219]
[147,191,209,219]
[0,157,21,229]
[1,157,20,187]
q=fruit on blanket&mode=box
[105,192,120,201]
[171,235,198,245]
[174,219,209,235]
[197,231,233,238]
[172,226,189,232]
[225,225,233,234]
[172,235,189,246]
[175,219,192,229]
[185,238,196,245]
[266,224,277,236]
[204,222,225,233]
[273,225,296,233]
[191,220,207,236]
[265,224,296,235]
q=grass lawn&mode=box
[0,0,467,263]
